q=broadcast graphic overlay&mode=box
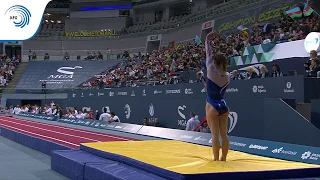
[0,0,51,41]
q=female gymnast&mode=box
[205,31,230,161]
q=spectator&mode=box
[109,112,120,123]
[271,64,283,77]
[154,118,162,127]
[28,50,32,61]
[308,58,320,77]
[259,65,269,78]
[64,52,70,60]
[45,105,52,115]
[231,70,244,80]
[32,52,37,60]
[99,108,111,122]
[186,112,200,131]
[143,117,149,126]
[246,66,257,79]
[44,53,50,61]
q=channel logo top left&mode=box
[5,5,31,28]
[0,0,52,41]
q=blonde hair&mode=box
[247,66,254,73]
[261,65,268,72]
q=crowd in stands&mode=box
[82,11,319,88]
[0,55,21,87]
[7,102,121,123]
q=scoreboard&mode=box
[70,0,132,11]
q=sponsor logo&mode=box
[149,103,154,117]
[230,141,246,147]
[98,92,104,96]
[72,93,76,98]
[226,88,238,93]
[142,89,146,96]
[185,88,193,95]
[169,134,177,138]
[304,32,320,53]
[6,5,31,28]
[117,92,127,96]
[81,93,84,98]
[249,144,268,150]
[109,92,114,97]
[124,104,131,119]
[131,90,135,97]
[154,90,162,94]
[252,85,266,93]
[272,147,297,155]
[89,93,94,96]
[44,66,83,84]
[284,82,294,93]
[180,135,193,139]
[228,112,238,133]
[177,105,187,127]
[201,87,206,93]
[166,89,181,94]
[301,151,320,160]
[194,136,208,142]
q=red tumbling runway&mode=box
[0,116,135,149]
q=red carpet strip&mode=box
[0,116,135,149]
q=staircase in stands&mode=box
[3,63,29,93]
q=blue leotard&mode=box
[206,76,229,115]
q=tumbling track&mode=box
[2,116,320,180]
[0,116,135,149]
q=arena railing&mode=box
[7,80,176,94]
[21,38,194,58]
[23,54,120,61]
[31,0,280,40]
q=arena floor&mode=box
[1,116,320,180]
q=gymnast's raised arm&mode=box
[205,31,215,65]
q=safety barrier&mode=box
[18,112,58,121]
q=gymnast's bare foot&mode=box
[219,157,226,161]
[213,158,219,161]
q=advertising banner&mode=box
[65,30,118,37]
[18,112,57,121]
[214,0,300,34]
[16,61,112,89]
[66,76,305,128]
[58,118,143,134]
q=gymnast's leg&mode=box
[219,111,230,161]
[206,102,220,161]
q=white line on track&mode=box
[0,124,79,147]
[0,119,100,142]
[2,116,131,141]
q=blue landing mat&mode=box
[51,150,167,180]
[0,127,71,156]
